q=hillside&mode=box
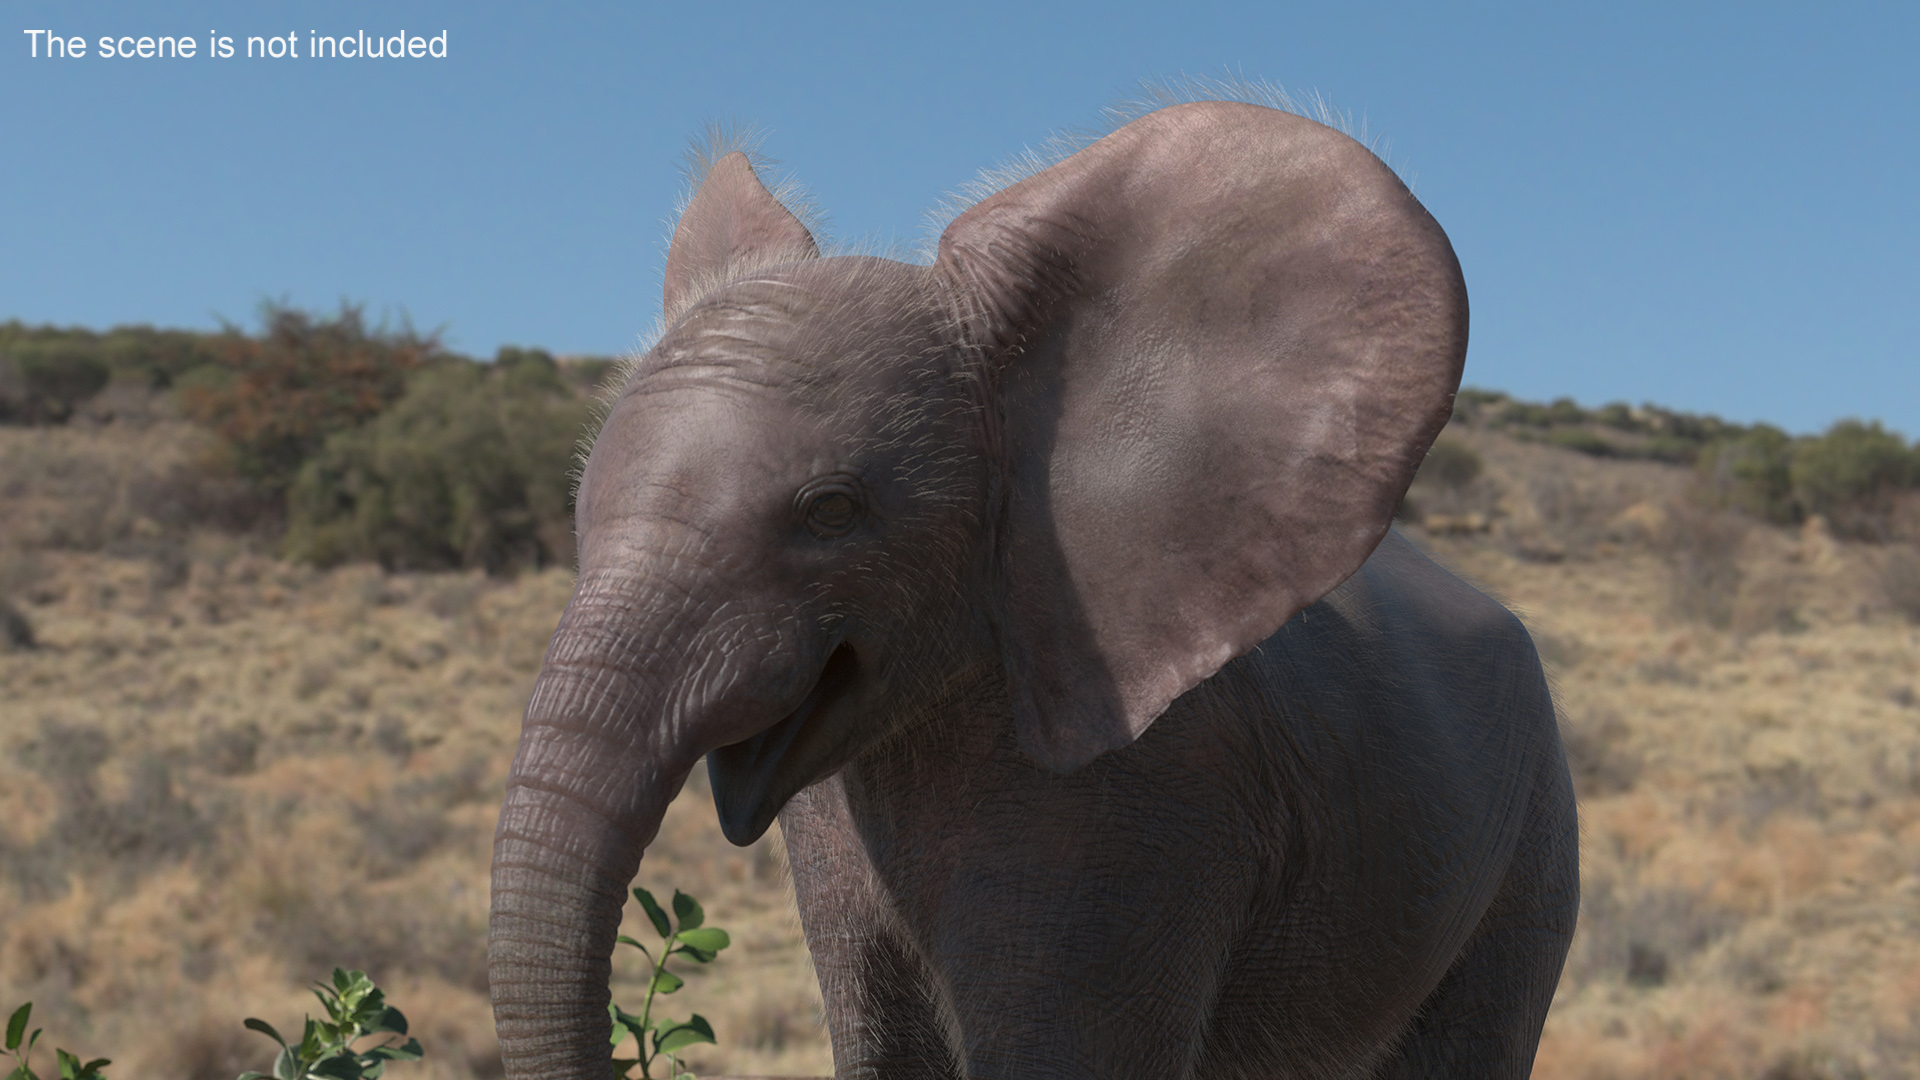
[2,385,1919,1079]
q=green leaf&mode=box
[238,1073,272,1079]
[670,891,703,931]
[53,1049,107,1080]
[367,1007,407,1036]
[632,888,671,938]
[609,1057,640,1079]
[244,1018,288,1049]
[348,992,385,1030]
[4,1065,33,1080]
[362,1038,421,1064]
[298,1020,326,1065]
[608,1005,650,1041]
[651,1015,715,1056]
[672,928,729,955]
[310,1053,363,1080]
[5,1003,28,1052]
[272,1043,299,1080]
[648,969,684,995]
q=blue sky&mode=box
[5,2,1915,437]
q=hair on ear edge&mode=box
[574,124,830,488]
[672,124,921,270]
[915,73,1412,260]
[669,120,833,257]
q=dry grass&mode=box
[5,413,1920,1077]
[0,539,831,1077]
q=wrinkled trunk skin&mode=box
[490,776,667,1078]
[489,581,695,1080]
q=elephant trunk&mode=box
[489,596,696,1079]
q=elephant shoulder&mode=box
[1291,530,1553,739]
[1331,529,1539,662]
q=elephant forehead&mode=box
[653,278,825,375]
[586,383,836,512]
[646,257,941,380]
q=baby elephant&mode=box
[489,99,1578,1079]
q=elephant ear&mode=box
[938,102,1467,772]
[662,151,819,323]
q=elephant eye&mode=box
[799,481,863,538]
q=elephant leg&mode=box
[1374,770,1580,1079]
[780,776,964,1080]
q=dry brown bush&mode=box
[1658,501,1751,627]
[1884,546,1920,624]
[1560,708,1642,799]
[0,394,278,556]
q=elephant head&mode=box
[488,101,1467,1078]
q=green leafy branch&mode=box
[238,969,423,1080]
[4,1003,108,1080]
[609,887,731,1080]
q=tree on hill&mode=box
[284,349,590,573]
[175,303,439,494]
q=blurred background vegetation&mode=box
[0,306,616,576]
[7,309,1918,578]
[1446,388,1920,543]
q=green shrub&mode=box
[238,969,422,1080]
[0,320,230,393]
[1696,425,1797,524]
[1790,419,1920,540]
[1497,399,1556,428]
[1416,437,1483,490]
[1546,396,1588,426]
[284,352,589,573]
[1638,405,1744,446]
[97,326,223,388]
[177,304,437,494]
[0,342,111,423]
[1465,389,1760,467]
[1546,428,1616,457]
[1637,435,1702,465]
[1596,402,1636,430]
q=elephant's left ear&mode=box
[938,102,1467,772]
[663,152,819,324]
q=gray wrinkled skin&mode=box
[488,101,1577,1080]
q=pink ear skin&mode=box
[662,152,819,323]
[937,102,1468,772]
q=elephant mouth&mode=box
[707,642,862,844]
